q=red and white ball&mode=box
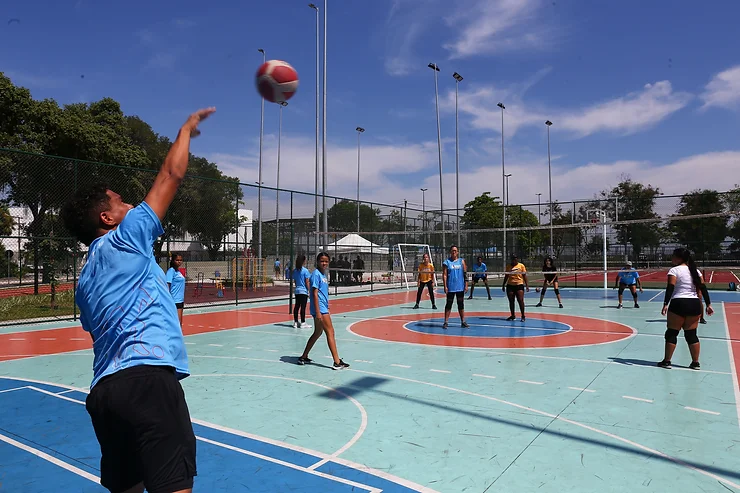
[256,60,299,103]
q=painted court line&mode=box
[391,364,411,368]
[473,374,496,379]
[0,386,27,394]
[69,338,85,341]
[518,380,544,385]
[195,436,381,493]
[568,387,596,393]
[429,369,451,374]
[722,304,740,431]
[354,360,373,363]
[185,342,196,345]
[8,338,25,341]
[40,338,56,341]
[345,368,740,491]
[622,395,653,403]
[28,386,86,405]
[648,291,665,302]
[0,430,100,483]
[684,406,720,416]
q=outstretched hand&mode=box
[184,107,216,137]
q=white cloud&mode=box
[700,65,740,111]
[382,0,555,76]
[559,81,693,137]
[442,0,552,59]
[444,79,692,138]
[205,130,739,224]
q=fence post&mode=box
[235,182,240,307]
[73,160,78,321]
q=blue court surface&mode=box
[1,287,739,492]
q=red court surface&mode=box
[0,290,417,362]
[348,312,635,349]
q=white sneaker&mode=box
[293,322,299,328]
[302,323,312,329]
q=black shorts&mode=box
[506,284,524,293]
[86,365,197,493]
[472,275,486,283]
[668,298,702,317]
[175,302,184,309]
[618,282,636,293]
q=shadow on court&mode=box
[316,376,740,483]
[279,355,334,370]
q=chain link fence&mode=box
[0,148,738,324]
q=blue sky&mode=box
[2,0,739,219]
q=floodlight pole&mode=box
[498,102,506,270]
[308,3,320,253]
[276,101,287,266]
[453,71,463,248]
[421,188,428,244]
[257,48,265,262]
[321,0,328,248]
[356,126,364,232]
[545,120,553,256]
[429,62,444,252]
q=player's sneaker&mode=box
[297,357,312,365]
[657,360,671,369]
[332,359,350,370]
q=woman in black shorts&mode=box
[535,256,563,308]
[658,247,713,369]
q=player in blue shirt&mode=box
[291,254,312,329]
[61,107,215,493]
[442,245,469,329]
[166,253,186,327]
[614,260,643,308]
[468,256,492,300]
[298,252,349,369]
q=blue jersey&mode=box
[309,268,329,316]
[76,202,189,389]
[618,268,640,285]
[444,258,465,292]
[473,262,487,278]
[293,266,310,295]
[165,267,186,303]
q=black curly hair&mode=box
[60,183,112,246]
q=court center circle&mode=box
[404,316,570,338]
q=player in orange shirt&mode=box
[502,253,529,321]
[413,253,437,309]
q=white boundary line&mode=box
[0,376,438,493]
[195,436,380,493]
[0,431,100,483]
[722,303,740,430]
[732,271,740,283]
[648,291,665,302]
[684,407,720,416]
[0,386,27,394]
[622,395,653,403]
[343,368,740,491]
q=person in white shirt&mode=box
[658,248,713,370]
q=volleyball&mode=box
[256,60,299,103]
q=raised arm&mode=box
[145,107,216,220]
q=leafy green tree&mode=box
[723,185,740,256]
[324,200,382,233]
[670,189,728,259]
[461,192,504,255]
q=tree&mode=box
[324,200,381,233]
[606,180,662,256]
[723,185,740,256]
[187,157,242,260]
[461,192,504,256]
[670,189,728,259]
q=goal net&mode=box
[395,243,434,290]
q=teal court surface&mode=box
[1,286,740,492]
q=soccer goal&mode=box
[395,243,434,290]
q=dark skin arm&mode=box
[145,107,216,221]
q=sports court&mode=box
[1,281,739,492]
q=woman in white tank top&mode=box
[658,248,713,370]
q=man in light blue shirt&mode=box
[61,107,215,493]
[614,260,643,308]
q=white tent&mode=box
[323,233,389,255]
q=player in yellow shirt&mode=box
[502,253,529,321]
[413,253,437,309]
